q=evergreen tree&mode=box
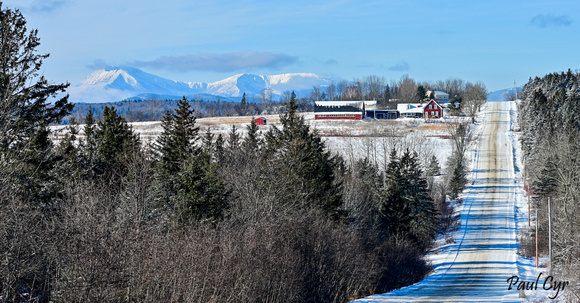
[379,149,411,238]
[426,155,441,177]
[171,96,199,160]
[152,96,228,224]
[448,162,467,200]
[399,150,438,250]
[58,116,80,173]
[379,149,438,251]
[214,133,225,163]
[175,153,229,224]
[227,124,241,151]
[267,91,344,219]
[239,92,247,115]
[154,97,199,176]
[532,155,559,197]
[417,85,427,101]
[0,4,73,203]
[203,127,214,155]
[242,118,261,154]
[93,106,139,183]
[82,108,97,157]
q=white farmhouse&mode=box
[426,90,449,102]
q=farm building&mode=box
[397,103,425,118]
[365,109,400,119]
[255,117,267,125]
[314,101,377,120]
[397,99,444,119]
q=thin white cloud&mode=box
[531,14,572,28]
[86,59,108,70]
[388,61,410,72]
[4,0,67,13]
[132,51,298,73]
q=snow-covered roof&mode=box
[425,99,443,109]
[314,100,376,108]
[433,90,449,96]
[397,103,424,113]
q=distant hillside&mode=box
[67,66,333,103]
[487,87,522,101]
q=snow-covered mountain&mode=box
[68,66,333,103]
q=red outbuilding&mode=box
[255,117,267,125]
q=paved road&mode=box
[356,101,521,302]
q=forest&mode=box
[0,5,477,302]
[518,70,580,295]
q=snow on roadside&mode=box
[507,101,568,302]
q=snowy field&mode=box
[51,113,460,170]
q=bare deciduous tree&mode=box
[398,75,418,103]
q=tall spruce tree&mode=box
[0,4,73,203]
[267,91,344,218]
[171,96,199,160]
[379,149,438,251]
[242,118,261,154]
[153,96,228,223]
[239,92,247,115]
[91,106,139,186]
[379,149,411,239]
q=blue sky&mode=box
[4,0,580,92]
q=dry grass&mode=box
[197,114,281,125]
[416,122,448,132]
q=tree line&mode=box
[518,69,580,297]
[310,74,487,106]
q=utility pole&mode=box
[524,156,530,226]
[536,205,539,268]
[528,194,531,227]
[514,80,518,100]
[548,196,553,276]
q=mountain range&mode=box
[67,66,333,103]
[67,66,514,103]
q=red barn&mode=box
[314,101,376,120]
[255,117,267,125]
[423,99,443,118]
